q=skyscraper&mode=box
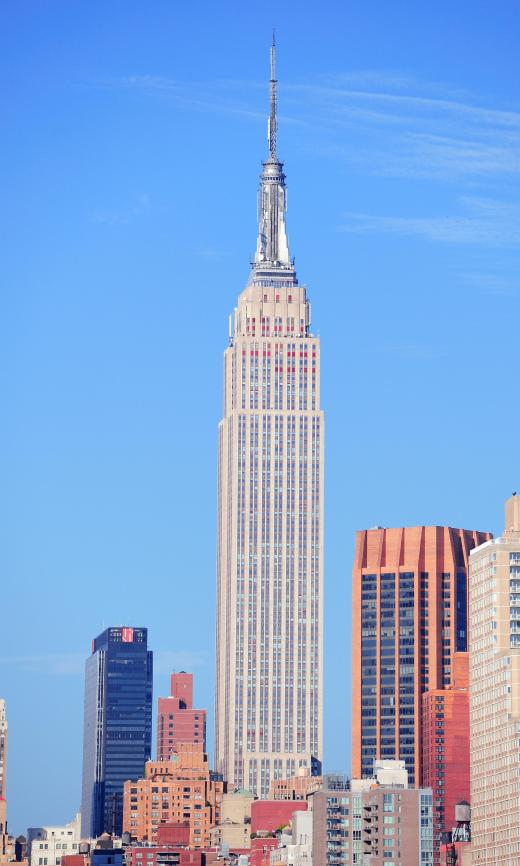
[156,672,206,760]
[81,626,153,838]
[0,700,7,858]
[0,700,6,801]
[215,40,324,796]
[351,525,490,786]
[469,494,520,865]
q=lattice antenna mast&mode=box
[268,31,277,158]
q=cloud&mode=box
[370,344,446,361]
[99,70,520,181]
[0,649,208,677]
[461,272,519,296]
[0,653,85,675]
[341,197,520,247]
[153,650,208,675]
[92,192,151,225]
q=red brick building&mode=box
[422,653,470,861]
[157,674,206,761]
[250,800,307,835]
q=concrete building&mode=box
[469,494,520,865]
[214,39,324,796]
[268,769,321,801]
[422,653,471,860]
[269,810,312,866]
[352,525,491,785]
[312,761,433,866]
[81,627,153,838]
[157,673,206,761]
[209,789,254,849]
[27,815,82,866]
[122,743,224,846]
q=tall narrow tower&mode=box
[215,39,324,797]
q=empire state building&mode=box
[215,40,324,797]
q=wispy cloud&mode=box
[0,653,85,675]
[92,192,151,225]
[370,344,446,361]
[153,650,208,675]
[0,649,208,676]
[461,272,519,296]
[103,71,520,182]
[341,197,520,247]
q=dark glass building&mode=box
[81,627,153,837]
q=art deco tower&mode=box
[215,40,324,796]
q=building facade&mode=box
[27,815,82,866]
[352,525,491,786]
[0,701,6,802]
[269,769,322,801]
[122,743,224,846]
[214,39,324,798]
[422,653,470,860]
[157,673,206,761]
[469,494,520,865]
[81,627,153,838]
[312,762,433,866]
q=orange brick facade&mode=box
[352,526,490,786]
[122,743,223,846]
[422,653,470,861]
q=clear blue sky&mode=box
[1,0,519,833]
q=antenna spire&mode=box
[268,31,277,159]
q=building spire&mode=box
[268,31,277,159]
[251,35,294,278]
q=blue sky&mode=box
[1,0,519,833]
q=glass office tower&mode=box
[81,627,153,837]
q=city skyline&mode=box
[3,0,520,832]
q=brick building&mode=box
[157,674,206,761]
[123,744,224,846]
[422,653,470,859]
[352,525,490,786]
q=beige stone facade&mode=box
[469,494,520,865]
[215,44,323,797]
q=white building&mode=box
[214,39,324,798]
[27,814,82,866]
[270,810,313,866]
[469,494,520,865]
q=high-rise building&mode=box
[214,38,324,798]
[0,701,6,803]
[122,742,224,846]
[422,652,470,860]
[469,493,520,865]
[351,525,491,786]
[81,627,153,839]
[157,672,206,760]
[0,700,7,863]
